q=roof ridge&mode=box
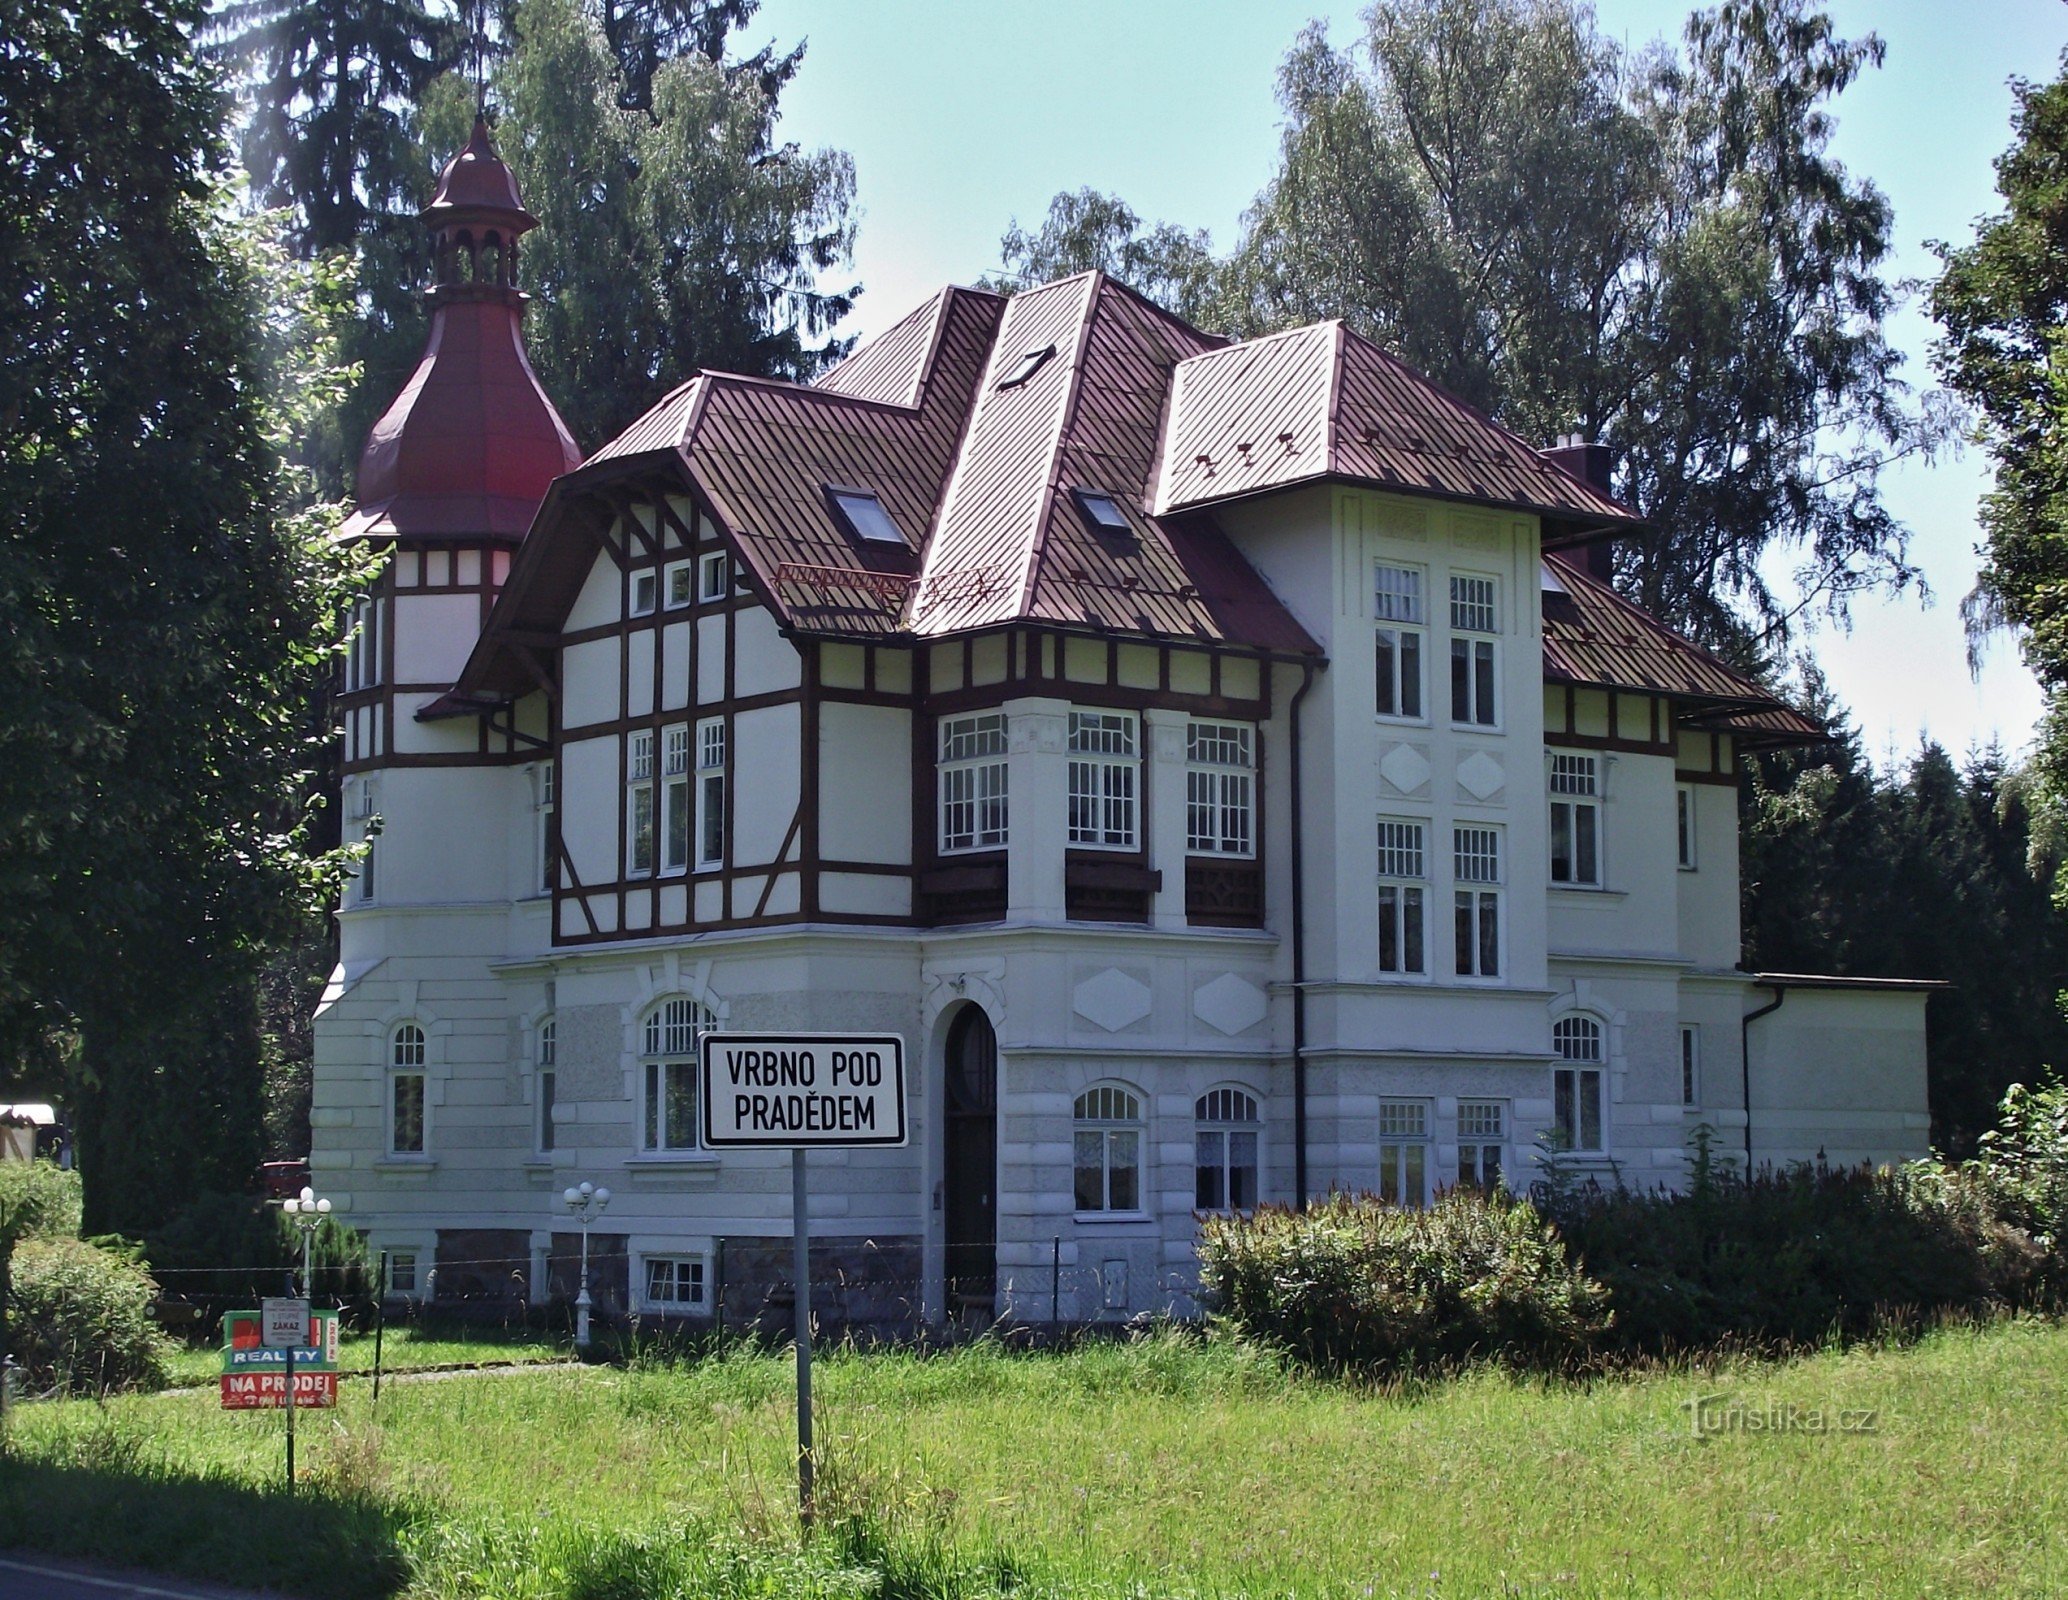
[1014,273,1106,617]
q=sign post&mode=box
[700,1031,906,1529]
[262,1297,307,1491]
[221,1306,340,1492]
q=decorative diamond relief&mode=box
[1193,972,1269,1037]
[1456,750,1506,802]
[1073,968,1153,1033]
[1378,742,1432,796]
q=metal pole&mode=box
[372,1251,387,1408]
[1051,1236,1061,1327]
[792,1146,813,1529]
[287,1227,310,1492]
[575,1219,592,1351]
[713,1237,726,1345]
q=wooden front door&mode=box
[942,1005,998,1306]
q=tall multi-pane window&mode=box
[1377,819,1428,975]
[1681,1024,1701,1107]
[536,1018,557,1154]
[696,719,726,869]
[1677,784,1698,869]
[661,725,691,872]
[1378,1100,1430,1206]
[345,597,381,691]
[1194,1088,1260,1211]
[1454,826,1503,978]
[1457,1100,1505,1191]
[1073,1085,1143,1213]
[390,1024,426,1155]
[1186,722,1254,855]
[627,731,655,876]
[939,714,1008,853]
[1067,711,1139,849]
[1449,573,1499,726]
[1553,1015,1606,1152]
[536,762,556,893]
[1549,753,1602,886]
[641,998,710,1152]
[1375,563,1425,719]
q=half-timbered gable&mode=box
[312,139,1936,1329]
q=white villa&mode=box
[311,121,1935,1326]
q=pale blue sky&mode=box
[752,0,2067,766]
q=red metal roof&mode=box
[340,118,578,544]
[1155,322,1640,538]
[1541,553,1820,744]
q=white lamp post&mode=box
[278,1185,333,1490]
[561,1181,610,1350]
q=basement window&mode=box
[827,487,906,546]
[997,344,1057,389]
[1072,488,1131,534]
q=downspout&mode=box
[1288,659,1318,1210]
[1740,982,1787,1166]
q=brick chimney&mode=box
[1540,436,1616,583]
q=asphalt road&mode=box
[0,1555,297,1600]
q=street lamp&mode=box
[561,1180,611,1350]
[281,1185,333,1295]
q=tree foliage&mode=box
[1929,57,2068,859]
[1002,0,1936,654]
[0,0,359,1231]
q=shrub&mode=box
[1198,1187,1611,1376]
[1975,1075,2068,1247]
[10,1237,169,1396]
[0,1160,80,1243]
[144,1192,373,1331]
[1548,1155,2057,1355]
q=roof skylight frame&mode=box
[824,484,909,547]
[1071,487,1134,535]
[996,343,1058,390]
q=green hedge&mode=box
[1198,1187,1612,1375]
[10,1237,169,1396]
[144,1192,372,1331]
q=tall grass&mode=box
[4,1318,2067,1595]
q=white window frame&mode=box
[1549,752,1603,887]
[1681,1024,1701,1108]
[535,1017,557,1155]
[627,730,656,877]
[1374,563,1426,721]
[1073,1084,1146,1216]
[389,1024,428,1156]
[1456,1099,1506,1192]
[1377,817,1428,976]
[1453,826,1504,980]
[1378,1100,1431,1207]
[1185,721,1254,857]
[698,550,730,603]
[631,570,658,617]
[385,1251,419,1296]
[535,762,556,895]
[660,723,691,873]
[664,559,695,610]
[1194,1087,1261,1213]
[1677,784,1698,870]
[1552,1015,1607,1153]
[639,1252,709,1312]
[1449,572,1500,728]
[640,998,711,1154]
[695,718,726,870]
[938,713,1008,853]
[345,596,382,692]
[1067,709,1140,850]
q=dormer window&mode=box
[1071,489,1131,534]
[997,344,1057,389]
[827,487,906,546]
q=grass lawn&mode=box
[5,1317,2066,1598]
[159,1317,570,1388]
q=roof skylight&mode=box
[997,344,1057,389]
[1072,488,1132,534]
[827,487,907,545]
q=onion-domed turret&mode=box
[340,115,581,543]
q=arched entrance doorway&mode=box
[942,1005,997,1308]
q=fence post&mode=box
[372,1252,387,1407]
[1051,1236,1062,1327]
[714,1238,726,1346]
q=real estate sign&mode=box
[220,1306,340,1410]
[699,1032,907,1148]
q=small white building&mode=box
[312,124,1935,1325]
